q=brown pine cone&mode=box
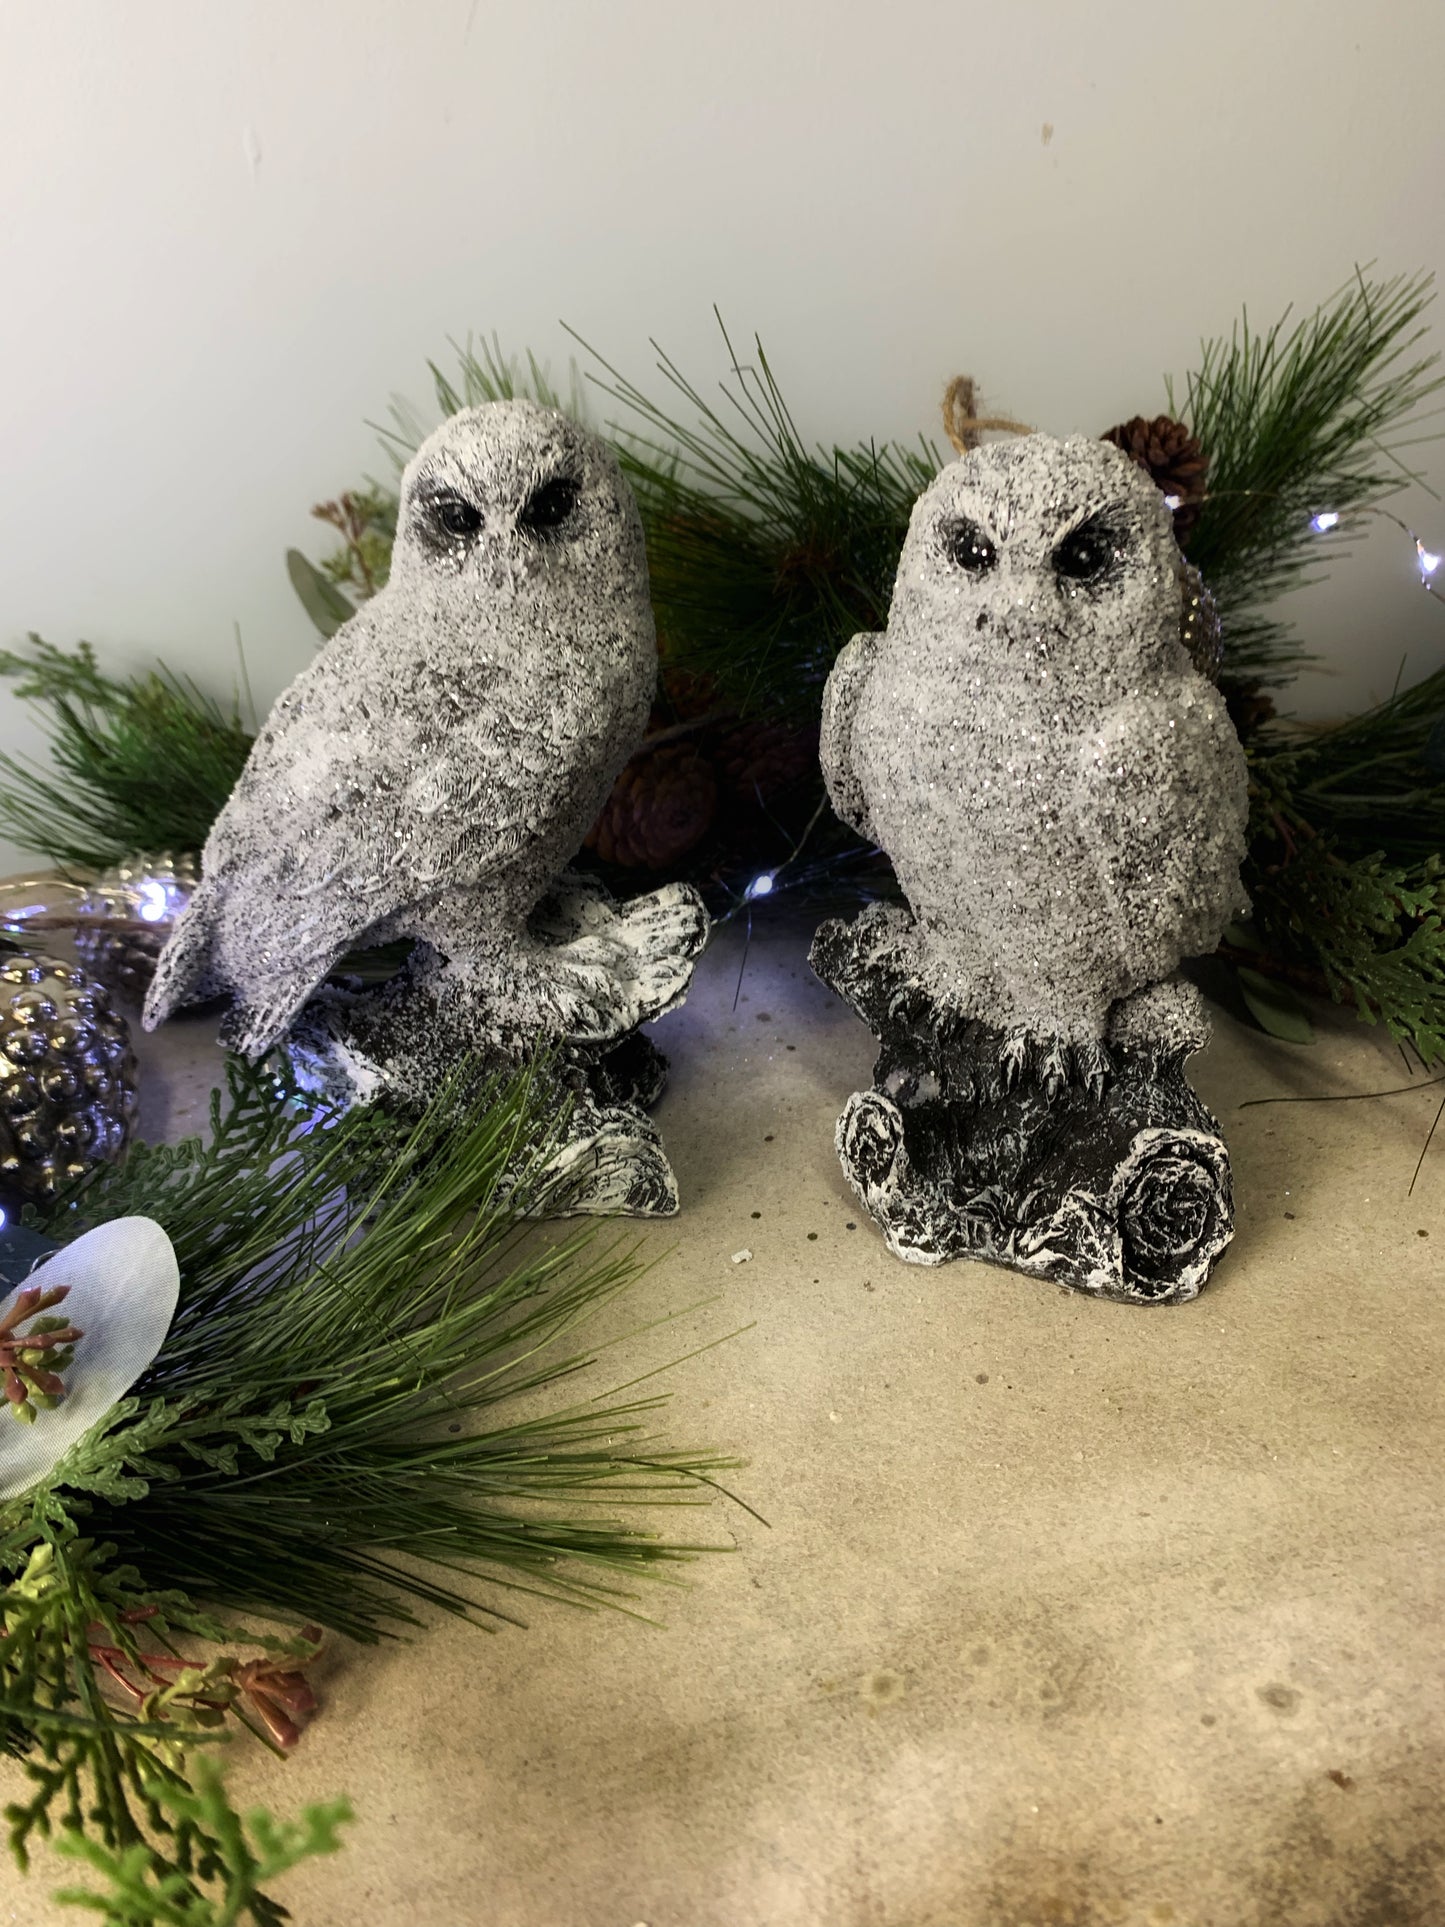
[656,659,723,723]
[1101,414,1209,541]
[586,741,718,870]
[713,718,821,807]
[1222,677,1277,740]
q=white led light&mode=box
[745,872,775,900]
[136,880,169,923]
[1418,541,1442,578]
[1311,510,1340,533]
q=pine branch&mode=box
[370,332,586,470]
[23,1057,736,1640]
[0,639,252,870]
[569,316,940,719]
[1172,268,1442,681]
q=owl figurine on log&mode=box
[811,433,1248,1302]
[145,400,708,1215]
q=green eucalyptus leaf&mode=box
[1236,965,1316,1043]
[286,550,354,639]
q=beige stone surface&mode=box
[7,911,1444,1926]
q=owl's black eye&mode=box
[1053,516,1118,584]
[434,494,482,539]
[941,516,998,574]
[518,475,579,538]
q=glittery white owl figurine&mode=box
[145,401,707,1210]
[824,433,1248,1048]
[812,433,1248,1301]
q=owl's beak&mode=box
[471,547,524,601]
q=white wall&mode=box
[1,0,1442,874]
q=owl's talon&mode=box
[1039,1037,1071,1100]
[1073,1039,1113,1101]
[999,1030,1031,1092]
[990,1027,1117,1102]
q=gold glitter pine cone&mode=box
[1178,563,1225,683]
[586,741,719,870]
[0,942,139,1208]
[1101,415,1209,540]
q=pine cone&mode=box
[1222,677,1278,740]
[1102,415,1208,541]
[657,660,722,723]
[713,718,820,807]
[586,742,718,870]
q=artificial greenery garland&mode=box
[1,273,1443,1059]
[0,642,251,874]
[2,1057,734,1920]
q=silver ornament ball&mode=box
[0,945,139,1208]
[76,850,200,1002]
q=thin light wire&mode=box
[1409,1094,1445,1196]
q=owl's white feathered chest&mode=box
[853,656,1095,892]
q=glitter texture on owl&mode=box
[811,433,1247,1301]
[144,400,707,1214]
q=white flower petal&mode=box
[0,1217,179,1501]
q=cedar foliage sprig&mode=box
[50,1756,351,1927]
[1239,666,1445,1061]
[311,488,397,601]
[1,1523,337,1924]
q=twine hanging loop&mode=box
[941,376,1033,455]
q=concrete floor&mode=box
[10,910,1445,1926]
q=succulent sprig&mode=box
[0,1286,82,1425]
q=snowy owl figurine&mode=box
[811,432,1248,1301]
[146,400,708,1214]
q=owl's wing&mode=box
[144,604,536,1057]
[1078,679,1250,986]
[820,632,884,840]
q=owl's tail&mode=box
[145,880,336,1061]
[216,981,327,1062]
[142,884,225,1032]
